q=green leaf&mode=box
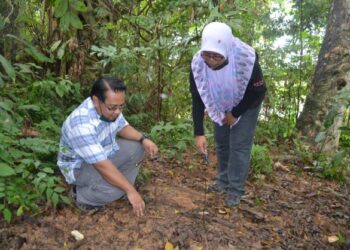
[54,0,69,18]
[15,63,34,74]
[50,40,62,52]
[0,100,13,112]
[69,13,83,29]
[47,178,54,188]
[0,163,16,177]
[60,195,71,204]
[71,0,88,12]
[0,14,6,30]
[24,47,53,63]
[59,13,70,32]
[38,183,46,194]
[57,41,68,59]
[3,208,12,223]
[55,83,65,97]
[0,151,12,164]
[10,149,29,160]
[208,6,222,21]
[6,35,53,63]
[18,104,41,111]
[37,172,47,178]
[54,187,65,193]
[228,19,243,33]
[0,55,16,80]
[42,167,54,174]
[176,141,187,150]
[51,193,59,206]
[46,188,53,199]
[16,206,24,217]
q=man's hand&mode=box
[117,125,159,158]
[222,112,237,126]
[127,189,145,217]
[94,160,145,217]
[195,135,207,155]
[142,139,159,158]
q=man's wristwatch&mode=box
[139,133,149,143]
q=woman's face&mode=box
[201,51,226,69]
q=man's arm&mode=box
[117,124,144,141]
[94,159,145,216]
[118,125,159,157]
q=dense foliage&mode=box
[0,0,348,222]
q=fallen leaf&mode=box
[71,230,84,241]
[218,209,227,215]
[193,246,203,250]
[328,236,339,243]
[174,209,181,214]
[240,205,265,222]
[274,162,290,172]
[22,127,40,137]
[165,242,174,250]
[198,211,209,216]
[131,247,143,250]
[168,170,175,177]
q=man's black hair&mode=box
[90,76,127,102]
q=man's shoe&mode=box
[225,192,241,207]
[75,202,102,212]
[208,183,227,194]
[69,185,77,201]
[70,185,102,212]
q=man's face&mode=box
[97,90,126,122]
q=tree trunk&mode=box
[296,0,350,156]
[0,0,18,62]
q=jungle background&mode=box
[0,0,349,249]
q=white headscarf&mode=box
[191,22,256,125]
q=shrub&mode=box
[250,144,273,177]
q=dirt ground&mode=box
[1,149,349,250]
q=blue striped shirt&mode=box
[57,97,128,183]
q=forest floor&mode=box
[1,145,350,250]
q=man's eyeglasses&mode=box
[100,101,126,112]
[201,52,225,61]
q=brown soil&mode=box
[1,150,349,250]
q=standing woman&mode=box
[190,22,267,207]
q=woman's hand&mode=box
[222,112,237,126]
[195,135,207,155]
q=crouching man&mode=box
[57,76,158,216]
